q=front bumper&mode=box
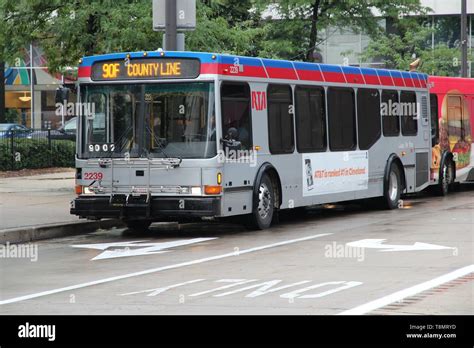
[70,195,221,220]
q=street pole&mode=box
[461,0,468,77]
[165,0,177,51]
[30,43,35,128]
[0,61,5,123]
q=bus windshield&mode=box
[80,82,216,159]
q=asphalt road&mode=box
[0,186,473,315]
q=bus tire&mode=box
[247,173,274,230]
[124,220,152,233]
[437,158,455,196]
[383,163,402,210]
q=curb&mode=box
[0,219,124,244]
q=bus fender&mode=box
[439,151,456,181]
[253,162,282,209]
[384,154,406,192]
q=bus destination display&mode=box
[90,58,200,81]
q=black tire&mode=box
[437,159,454,196]
[383,163,402,210]
[247,173,275,230]
[124,220,152,233]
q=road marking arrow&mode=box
[346,239,455,252]
[71,238,217,260]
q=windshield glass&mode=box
[80,82,216,159]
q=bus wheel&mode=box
[248,174,274,230]
[124,220,152,233]
[384,163,401,210]
[438,159,454,196]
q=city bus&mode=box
[429,76,474,193]
[69,51,435,231]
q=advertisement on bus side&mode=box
[302,151,369,196]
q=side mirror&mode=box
[55,87,70,104]
[220,127,242,152]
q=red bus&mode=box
[429,76,474,193]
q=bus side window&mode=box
[382,90,400,137]
[400,91,418,136]
[221,82,252,150]
[295,86,326,153]
[430,94,439,146]
[327,87,356,151]
[267,84,294,154]
[357,88,381,150]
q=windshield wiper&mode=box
[144,124,170,159]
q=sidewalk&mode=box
[0,170,79,231]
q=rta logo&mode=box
[252,91,267,111]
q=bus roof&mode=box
[78,51,428,89]
[429,75,474,94]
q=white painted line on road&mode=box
[120,279,206,297]
[71,238,217,260]
[0,233,332,306]
[346,239,455,252]
[338,264,474,315]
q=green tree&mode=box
[361,15,467,76]
[0,0,263,72]
[186,0,263,56]
[254,0,425,62]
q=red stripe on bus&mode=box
[78,66,91,78]
[363,75,380,85]
[379,76,394,86]
[392,77,405,87]
[344,73,364,84]
[265,67,298,80]
[322,71,346,83]
[404,78,415,88]
[297,70,325,82]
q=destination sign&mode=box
[90,58,200,81]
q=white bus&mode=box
[69,51,434,231]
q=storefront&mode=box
[4,45,76,130]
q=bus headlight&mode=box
[191,186,202,195]
[83,186,96,195]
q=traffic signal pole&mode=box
[165,0,177,51]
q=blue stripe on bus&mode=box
[360,68,379,76]
[319,64,343,73]
[262,58,295,69]
[293,62,322,71]
[220,55,263,67]
[341,66,361,75]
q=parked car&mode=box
[52,117,77,141]
[31,117,77,141]
[0,123,33,139]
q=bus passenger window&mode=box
[267,84,294,154]
[328,87,356,151]
[400,91,418,136]
[357,88,381,150]
[382,90,400,137]
[295,86,326,153]
[430,94,439,146]
[221,83,252,150]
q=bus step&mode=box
[125,194,151,208]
